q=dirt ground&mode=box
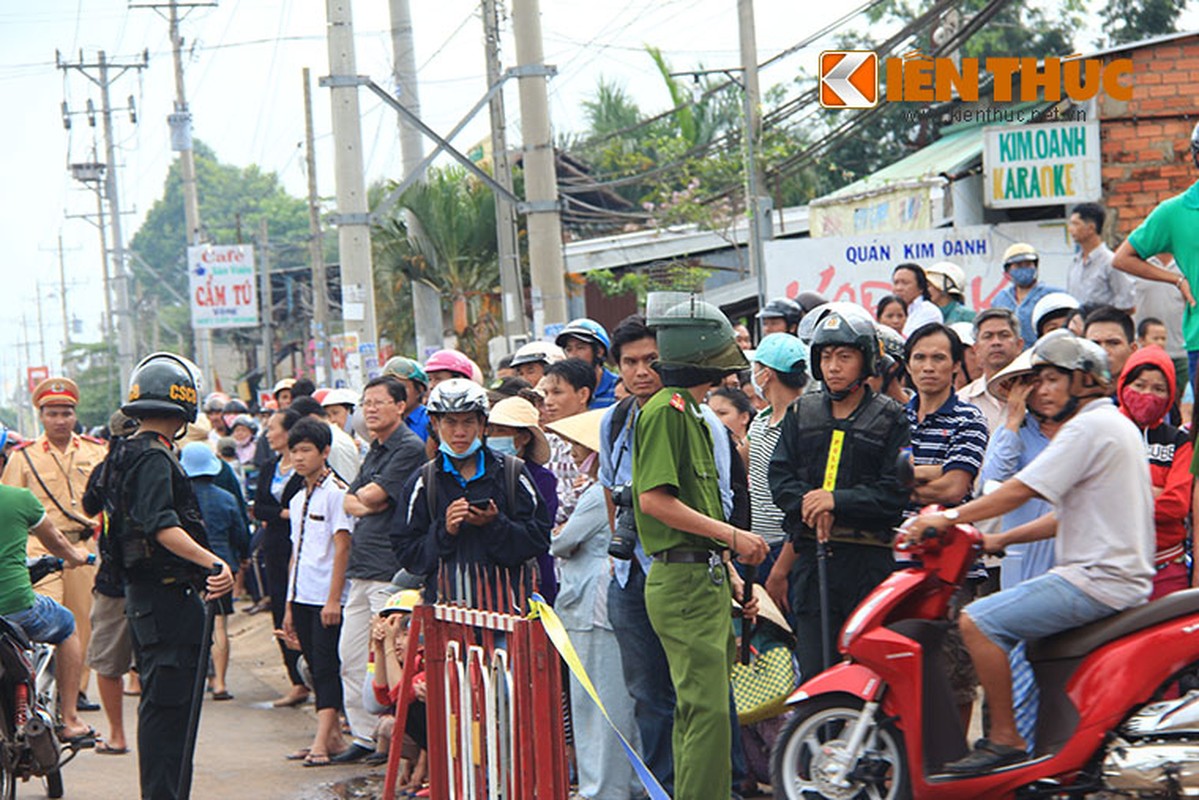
[19,601,388,800]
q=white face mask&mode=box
[750,366,768,399]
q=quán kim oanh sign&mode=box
[187,244,259,329]
[982,120,1101,209]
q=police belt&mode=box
[799,526,893,548]
[652,547,724,564]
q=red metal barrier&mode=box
[383,570,568,799]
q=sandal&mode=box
[285,748,311,761]
[211,690,234,701]
[303,752,333,767]
[57,725,96,746]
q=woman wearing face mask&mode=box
[1116,347,1194,597]
[486,396,560,602]
[545,409,641,800]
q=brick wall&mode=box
[1099,33,1199,236]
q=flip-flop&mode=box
[303,753,333,767]
[95,743,128,756]
[285,748,311,761]
[211,690,234,701]
[57,726,96,746]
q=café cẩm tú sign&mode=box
[983,120,1101,209]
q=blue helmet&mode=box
[555,318,611,360]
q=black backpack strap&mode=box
[606,396,637,451]
[503,454,526,513]
[422,459,438,522]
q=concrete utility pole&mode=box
[57,234,71,362]
[510,0,568,336]
[388,0,443,360]
[57,50,145,388]
[324,0,379,386]
[303,68,332,386]
[738,0,770,306]
[482,0,527,346]
[258,218,274,389]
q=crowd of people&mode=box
[2,181,1198,798]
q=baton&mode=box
[817,541,832,672]
[177,563,223,800]
[740,565,757,666]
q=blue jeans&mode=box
[608,560,676,794]
[967,573,1117,653]
[5,594,75,645]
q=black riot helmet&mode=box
[756,297,804,331]
[121,353,201,422]
[794,291,828,315]
[809,311,880,384]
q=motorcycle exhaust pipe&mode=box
[24,710,61,773]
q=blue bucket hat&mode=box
[751,333,808,375]
[180,442,222,478]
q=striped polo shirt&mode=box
[904,392,990,515]
[747,407,787,547]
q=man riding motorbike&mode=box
[906,329,1155,773]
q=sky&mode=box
[1,1,1196,402]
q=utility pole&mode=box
[482,0,527,346]
[738,0,770,306]
[324,0,379,386]
[35,282,47,366]
[303,67,332,386]
[57,234,71,368]
[510,0,568,336]
[259,218,274,389]
[388,0,443,360]
[57,50,146,388]
[133,0,216,384]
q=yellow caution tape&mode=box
[528,595,670,800]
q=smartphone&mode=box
[468,498,491,510]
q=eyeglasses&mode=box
[361,399,396,409]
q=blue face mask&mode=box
[439,436,482,460]
[1007,265,1038,288]
[488,436,518,457]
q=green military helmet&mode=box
[381,356,429,387]
[645,292,749,375]
[122,352,201,422]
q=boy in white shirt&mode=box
[282,418,355,767]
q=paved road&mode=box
[21,601,388,800]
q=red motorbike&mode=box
[770,521,1199,799]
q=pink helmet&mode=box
[424,349,474,381]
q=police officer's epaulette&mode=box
[10,440,33,452]
[669,392,686,412]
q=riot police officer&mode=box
[104,353,234,799]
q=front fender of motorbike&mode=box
[784,661,884,707]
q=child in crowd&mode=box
[366,590,428,791]
[281,418,354,767]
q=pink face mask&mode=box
[1121,387,1171,427]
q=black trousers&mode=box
[264,533,304,686]
[789,541,896,682]
[290,602,343,711]
[125,581,204,800]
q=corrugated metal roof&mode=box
[812,127,983,204]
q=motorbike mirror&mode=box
[896,449,916,488]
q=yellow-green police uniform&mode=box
[632,387,733,799]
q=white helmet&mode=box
[427,378,490,415]
[924,261,967,298]
[510,341,566,369]
[1031,292,1080,337]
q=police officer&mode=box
[105,353,234,799]
[1,376,106,711]
[767,310,911,682]
[633,294,768,799]
[756,296,803,336]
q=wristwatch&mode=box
[941,509,961,522]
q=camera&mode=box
[608,484,638,560]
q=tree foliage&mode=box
[1100,0,1187,46]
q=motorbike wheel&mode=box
[45,768,63,799]
[771,694,909,800]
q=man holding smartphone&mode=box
[392,379,552,604]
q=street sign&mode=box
[26,366,49,393]
[983,120,1101,209]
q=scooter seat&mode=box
[0,616,31,651]
[1028,588,1199,662]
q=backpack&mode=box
[420,452,525,520]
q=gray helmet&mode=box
[510,341,565,369]
[647,292,748,375]
[809,311,880,382]
[795,291,828,314]
[798,301,876,346]
[1029,329,1111,386]
[756,297,803,327]
[427,378,489,416]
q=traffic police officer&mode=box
[2,376,106,710]
[104,353,234,799]
[633,294,768,799]
[767,310,911,681]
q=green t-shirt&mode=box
[941,300,976,325]
[631,387,724,555]
[1128,180,1199,349]
[0,486,47,616]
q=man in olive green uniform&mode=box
[633,294,769,799]
[2,377,106,709]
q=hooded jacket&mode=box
[1117,346,1193,561]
